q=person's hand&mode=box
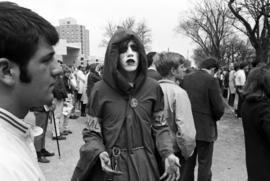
[160,154,180,181]
[99,151,123,175]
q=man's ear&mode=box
[171,67,177,76]
[0,58,16,86]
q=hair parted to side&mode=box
[200,57,219,70]
[243,66,270,99]
[155,52,185,77]
[0,1,59,82]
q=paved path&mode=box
[32,109,247,181]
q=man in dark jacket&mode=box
[72,28,180,181]
[182,57,225,181]
[147,52,162,81]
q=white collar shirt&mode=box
[0,108,45,181]
[235,69,246,86]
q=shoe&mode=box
[37,153,50,163]
[41,149,55,157]
[52,135,66,140]
[61,131,69,136]
[69,115,78,119]
[81,113,86,117]
[66,130,72,134]
[62,130,72,135]
[38,156,50,163]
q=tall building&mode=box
[56,17,89,66]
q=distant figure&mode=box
[228,64,236,107]
[183,57,225,181]
[52,75,68,140]
[147,51,162,80]
[235,62,248,118]
[76,66,86,116]
[86,63,102,99]
[241,66,270,181]
[0,2,61,180]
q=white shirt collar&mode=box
[148,66,157,71]
[0,107,30,137]
[158,79,176,85]
[201,68,211,74]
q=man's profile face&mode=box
[175,64,186,80]
[15,38,62,108]
[119,40,139,72]
[152,53,159,66]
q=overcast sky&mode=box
[9,0,196,59]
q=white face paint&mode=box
[119,40,139,72]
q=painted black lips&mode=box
[126,59,135,63]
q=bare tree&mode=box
[223,35,253,64]
[192,47,208,66]
[228,0,270,65]
[100,22,117,47]
[122,17,136,30]
[100,17,152,51]
[176,0,234,64]
[135,21,152,50]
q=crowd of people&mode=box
[0,1,270,181]
[31,59,104,163]
[214,62,250,119]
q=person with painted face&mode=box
[72,28,180,181]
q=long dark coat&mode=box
[241,95,270,181]
[71,29,173,181]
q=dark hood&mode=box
[103,29,147,96]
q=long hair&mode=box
[243,66,270,99]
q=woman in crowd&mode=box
[241,66,270,181]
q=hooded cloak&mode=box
[72,29,173,181]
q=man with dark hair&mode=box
[146,52,156,68]
[147,51,162,80]
[0,2,61,180]
[72,29,180,181]
[199,57,219,70]
[182,57,225,181]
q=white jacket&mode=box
[159,79,196,159]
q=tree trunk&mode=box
[255,47,269,65]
